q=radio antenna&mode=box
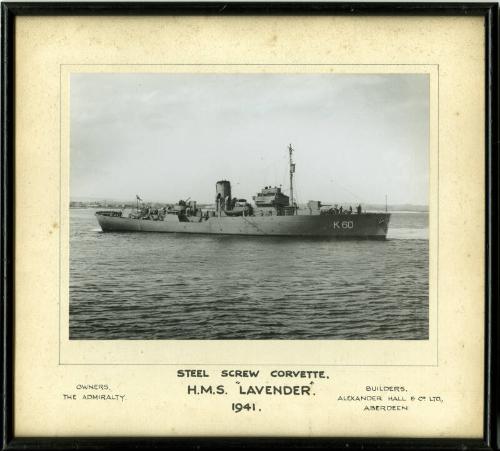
[288,144,296,213]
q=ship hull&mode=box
[96,212,390,239]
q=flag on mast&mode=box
[136,195,142,201]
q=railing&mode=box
[95,211,122,217]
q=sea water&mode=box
[69,209,429,340]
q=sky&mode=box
[70,73,429,205]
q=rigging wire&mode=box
[322,170,365,203]
[330,180,364,203]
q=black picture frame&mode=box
[1,2,498,450]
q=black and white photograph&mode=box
[69,72,429,340]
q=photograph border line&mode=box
[60,63,438,367]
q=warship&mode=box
[95,145,390,239]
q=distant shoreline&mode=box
[70,202,429,214]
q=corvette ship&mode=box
[96,145,390,239]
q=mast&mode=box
[288,144,295,213]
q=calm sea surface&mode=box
[70,209,429,340]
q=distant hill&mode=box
[299,202,428,213]
[364,203,428,213]
[71,197,428,213]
